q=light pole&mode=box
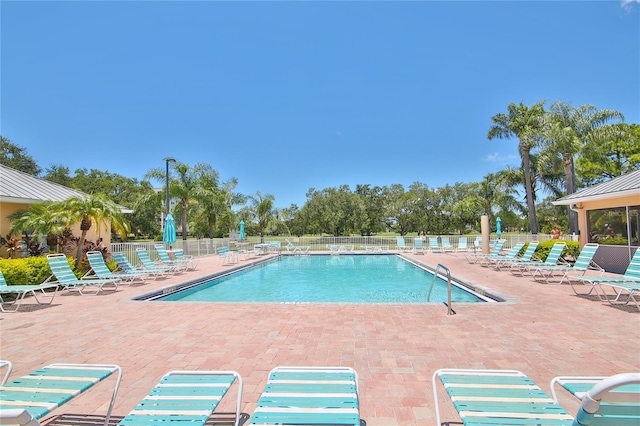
[164,158,176,218]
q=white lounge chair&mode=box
[0,271,58,313]
[285,239,309,253]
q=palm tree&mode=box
[190,166,222,238]
[476,172,523,225]
[541,102,623,233]
[57,194,129,267]
[8,202,69,252]
[488,101,546,234]
[146,162,209,244]
[249,191,275,243]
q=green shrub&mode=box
[530,240,579,262]
[0,256,51,284]
[0,255,83,284]
[593,237,629,245]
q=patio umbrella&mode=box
[163,213,177,248]
[496,216,502,237]
[239,220,245,240]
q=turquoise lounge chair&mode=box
[466,239,506,263]
[433,369,572,425]
[0,363,122,426]
[501,241,540,271]
[510,241,566,276]
[154,244,191,271]
[550,373,640,425]
[413,238,426,254]
[85,251,148,284]
[136,248,179,274]
[118,370,243,426]
[569,248,640,288]
[441,237,454,252]
[570,249,640,310]
[173,249,198,269]
[477,243,524,267]
[429,237,442,253]
[456,237,469,252]
[46,254,119,295]
[217,246,238,265]
[530,243,602,284]
[249,366,360,426]
[0,270,58,313]
[396,237,409,252]
[112,252,167,279]
[433,369,640,426]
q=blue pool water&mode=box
[156,255,487,303]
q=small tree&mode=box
[249,191,276,243]
[56,194,129,268]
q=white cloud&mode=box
[621,0,640,11]
[485,152,518,164]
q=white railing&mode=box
[110,234,577,262]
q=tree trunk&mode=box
[522,148,539,234]
[181,205,188,240]
[75,230,88,269]
[563,154,579,234]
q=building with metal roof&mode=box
[0,164,122,257]
[553,170,640,273]
[553,169,640,204]
[0,163,86,204]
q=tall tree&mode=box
[42,164,73,187]
[0,136,41,175]
[354,184,387,236]
[577,122,640,185]
[541,102,623,233]
[488,101,546,234]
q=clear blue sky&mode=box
[2,1,638,208]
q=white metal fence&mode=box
[111,233,577,263]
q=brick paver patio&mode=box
[1,250,638,425]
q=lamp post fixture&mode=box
[164,158,176,218]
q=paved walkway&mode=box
[1,250,638,425]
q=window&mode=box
[587,205,639,246]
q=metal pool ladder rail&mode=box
[427,264,455,315]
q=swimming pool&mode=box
[152,255,491,304]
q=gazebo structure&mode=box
[553,170,640,273]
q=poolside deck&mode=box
[1,250,638,425]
